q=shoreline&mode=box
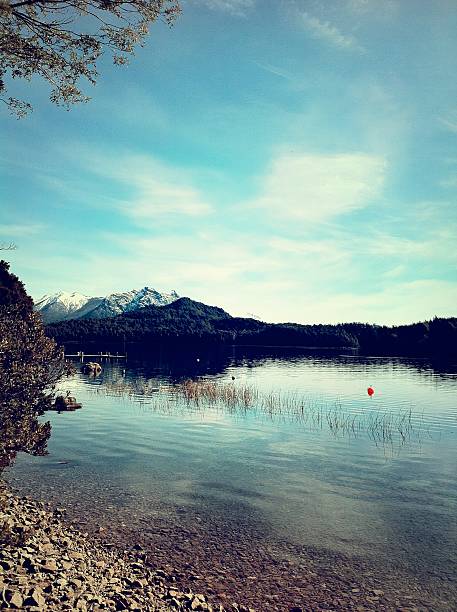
[0,483,227,611]
[2,481,454,611]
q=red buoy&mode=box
[367,386,375,397]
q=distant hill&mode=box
[46,297,457,356]
[47,297,232,344]
[34,286,179,323]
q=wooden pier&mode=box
[65,351,127,361]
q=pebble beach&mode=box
[2,481,455,611]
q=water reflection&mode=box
[64,343,457,380]
[10,348,457,604]
[70,345,457,455]
[84,372,432,454]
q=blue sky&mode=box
[1,0,457,324]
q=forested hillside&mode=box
[46,297,457,356]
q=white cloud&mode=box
[439,113,457,134]
[361,226,457,265]
[0,223,46,237]
[17,218,457,326]
[67,149,213,222]
[381,264,406,279]
[299,11,362,51]
[104,154,213,219]
[253,61,295,81]
[310,280,457,325]
[248,153,386,222]
[197,0,254,17]
[347,0,398,17]
[60,229,331,317]
[441,175,457,189]
[119,180,212,220]
[268,236,351,269]
[363,234,431,257]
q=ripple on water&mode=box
[9,352,457,600]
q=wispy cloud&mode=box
[268,236,351,271]
[253,61,295,81]
[347,0,398,17]
[89,230,286,313]
[299,11,362,51]
[0,223,46,237]
[119,179,212,220]
[197,0,255,17]
[115,229,457,324]
[439,113,457,134]
[315,280,457,325]
[440,174,457,189]
[63,148,213,222]
[247,152,386,222]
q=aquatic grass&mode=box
[89,376,427,449]
[178,379,259,408]
[170,380,425,446]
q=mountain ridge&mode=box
[35,287,179,323]
[46,296,457,357]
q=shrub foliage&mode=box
[0,261,70,471]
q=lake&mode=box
[7,348,457,610]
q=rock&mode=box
[155,570,167,579]
[82,362,102,374]
[0,560,12,571]
[130,562,144,572]
[113,593,129,610]
[194,593,206,601]
[21,556,36,572]
[10,591,24,608]
[1,483,269,612]
[69,551,85,560]
[27,587,46,608]
[40,543,57,555]
[191,596,205,610]
[41,559,58,572]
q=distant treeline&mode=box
[46,297,457,356]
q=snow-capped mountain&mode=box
[35,287,179,323]
[35,291,90,312]
[84,287,180,319]
[34,292,103,324]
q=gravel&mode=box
[0,483,253,611]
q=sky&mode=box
[1,0,457,325]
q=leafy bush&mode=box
[0,261,71,472]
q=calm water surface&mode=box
[9,348,457,598]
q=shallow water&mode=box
[8,348,457,604]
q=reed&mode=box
[170,380,421,444]
[90,376,425,447]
